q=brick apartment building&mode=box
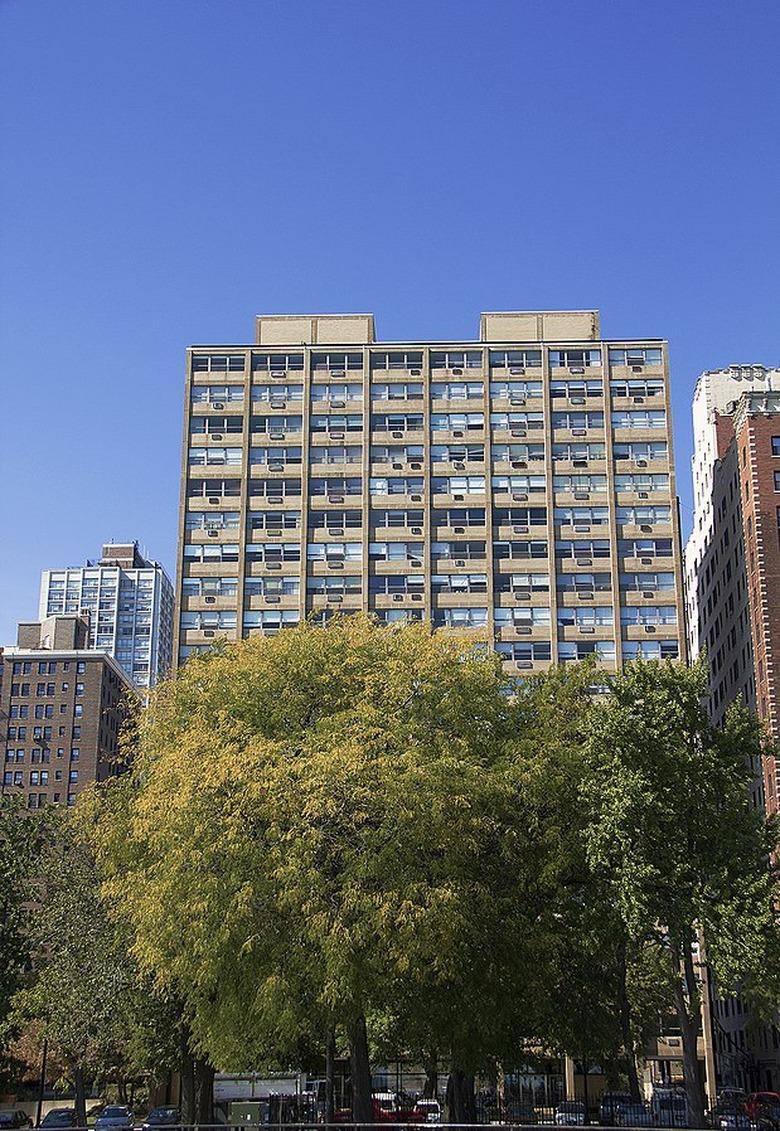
[1,615,132,809]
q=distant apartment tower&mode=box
[684,365,780,808]
[39,542,174,689]
[1,616,131,809]
[685,364,780,1093]
[174,310,686,676]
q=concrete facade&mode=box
[39,541,174,689]
[1,616,131,809]
[174,311,686,678]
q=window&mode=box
[494,540,548,559]
[551,411,604,431]
[431,412,484,432]
[490,412,545,431]
[310,414,363,434]
[431,574,488,594]
[191,384,244,404]
[610,377,664,398]
[251,383,303,402]
[492,475,546,494]
[190,414,244,434]
[557,606,613,627]
[553,474,608,494]
[369,542,425,562]
[557,572,612,592]
[432,607,488,628]
[243,611,301,631]
[188,478,242,497]
[309,509,361,530]
[773,437,780,457]
[179,611,238,631]
[432,476,485,495]
[430,351,482,370]
[251,352,304,372]
[370,350,423,371]
[307,543,362,561]
[244,543,301,563]
[490,380,543,399]
[372,413,424,433]
[494,606,551,627]
[621,606,677,626]
[496,641,552,662]
[623,639,680,661]
[311,445,363,464]
[192,353,245,373]
[774,471,780,492]
[311,382,363,402]
[311,352,363,372]
[549,349,601,368]
[310,477,362,497]
[249,446,303,467]
[369,477,424,496]
[549,379,603,399]
[371,382,424,401]
[244,577,300,597]
[608,347,662,366]
[250,415,303,435]
[431,381,484,400]
[612,410,666,430]
[188,446,242,466]
[488,349,542,369]
[431,540,486,560]
[558,640,615,662]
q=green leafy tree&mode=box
[583,660,780,1125]
[0,796,54,1089]
[91,617,596,1120]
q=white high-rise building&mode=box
[39,542,174,689]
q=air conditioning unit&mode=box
[331,369,346,377]
[631,364,645,372]
[211,433,223,441]
[265,595,281,604]
[411,593,423,601]
[633,395,645,403]
[392,430,404,439]
[331,528,344,537]
[328,594,344,602]
[267,561,282,570]
[450,367,464,376]
[204,596,216,604]
[410,368,422,376]
[638,491,650,499]
[268,496,283,505]
[512,492,529,502]
[452,526,465,534]
[267,530,282,537]
[330,431,345,440]
[642,590,655,598]
[513,589,531,600]
[410,461,422,470]
[329,495,344,504]
[570,396,586,405]
[212,402,224,410]
[580,626,595,634]
[392,593,404,602]
[640,556,654,565]
[455,559,466,567]
[510,396,527,406]
[271,370,285,378]
[636,458,648,468]
[572,428,587,437]
[411,493,423,502]
[640,523,653,532]
[453,430,465,438]
[270,399,286,409]
[574,492,590,500]
[573,459,588,468]
[511,460,527,470]
[577,592,594,600]
[516,659,534,669]
[331,400,346,409]
[270,430,285,440]
[513,525,529,535]
[268,461,284,472]
[453,493,465,501]
[574,524,590,533]
[203,629,216,637]
[516,625,532,635]
[511,428,527,438]
[410,526,423,535]
[207,530,219,538]
[208,496,220,504]
[509,367,525,375]
[644,624,657,633]
[410,559,422,567]
[328,560,344,569]
[570,366,586,374]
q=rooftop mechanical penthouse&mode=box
[174,310,686,677]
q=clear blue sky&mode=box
[1,0,779,645]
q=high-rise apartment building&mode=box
[174,310,686,676]
[685,364,780,1092]
[1,615,131,809]
[39,542,174,689]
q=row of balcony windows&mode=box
[189,410,667,432]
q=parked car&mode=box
[142,1109,180,1131]
[615,1103,653,1128]
[555,1101,587,1126]
[0,1113,33,1130]
[712,1105,752,1131]
[39,1112,76,1129]
[652,1088,689,1128]
[746,1094,780,1130]
[599,1092,633,1125]
[94,1108,133,1131]
[412,1100,441,1124]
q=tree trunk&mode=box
[73,1065,87,1129]
[349,1014,372,1123]
[446,1068,476,1124]
[423,1052,438,1099]
[617,938,641,1101]
[193,1058,214,1126]
[671,938,705,1129]
[179,1029,195,1127]
[325,1024,336,1124]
